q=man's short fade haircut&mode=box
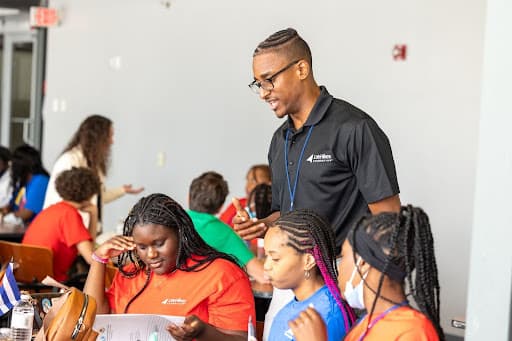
[253,28,313,67]
[189,171,229,214]
[55,167,100,203]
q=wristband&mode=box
[92,252,109,264]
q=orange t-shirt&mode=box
[106,257,255,332]
[344,306,440,341]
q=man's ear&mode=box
[303,252,317,271]
[297,60,311,80]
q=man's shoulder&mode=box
[326,97,374,124]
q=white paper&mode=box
[94,314,185,341]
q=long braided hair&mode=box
[271,209,356,332]
[247,183,272,219]
[118,193,240,312]
[348,205,444,340]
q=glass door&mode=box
[0,31,39,149]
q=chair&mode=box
[0,240,54,289]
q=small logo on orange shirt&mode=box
[161,298,187,305]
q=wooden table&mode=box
[0,221,25,242]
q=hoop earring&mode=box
[304,269,311,280]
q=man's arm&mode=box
[368,194,401,214]
[232,197,280,240]
[245,257,268,284]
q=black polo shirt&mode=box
[268,86,399,249]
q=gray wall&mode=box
[43,0,488,336]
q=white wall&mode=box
[43,0,487,336]
[466,0,512,339]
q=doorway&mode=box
[0,12,44,151]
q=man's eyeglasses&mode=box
[248,60,300,94]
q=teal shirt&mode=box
[187,210,255,267]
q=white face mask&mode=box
[343,257,368,309]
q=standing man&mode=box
[233,28,401,340]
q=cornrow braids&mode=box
[117,193,239,278]
[349,205,444,340]
[253,28,313,67]
[272,209,355,331]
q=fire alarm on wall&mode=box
[393,44,407,61]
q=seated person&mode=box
[22,167,100,282]
[246,183,272,219]
[288,206,443,341]
[84,193,256,341]
[246,183,273,254]
[220,164,271,227]
[264,209,355,341]
[1,145,49,224]
[187,171,267,283]
[0,146,12,208]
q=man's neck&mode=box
[289,85,321,130]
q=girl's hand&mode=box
[94,235,135,259]
[288,307,328,341]
[167,315,206,341]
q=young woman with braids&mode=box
[288,206,444,341]
[263,209,355,341]
[84,193,255,341]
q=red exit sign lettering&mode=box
[30,7,59,28]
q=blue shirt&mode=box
[269,285,347,341]
[12,173,49,222]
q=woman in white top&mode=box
[44,115,143,230]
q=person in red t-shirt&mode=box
[84,193,255,341]
[288,206,444,341]
[22,167,100,282]
[220,164,271,227]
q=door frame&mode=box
[1,26,45,150]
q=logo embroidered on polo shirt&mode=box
[306,153,333,163]
[161,298,187,305]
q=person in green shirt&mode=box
[187,171,267,283]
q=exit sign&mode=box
[29,7,59,28]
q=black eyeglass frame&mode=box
[248,59,301,93]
